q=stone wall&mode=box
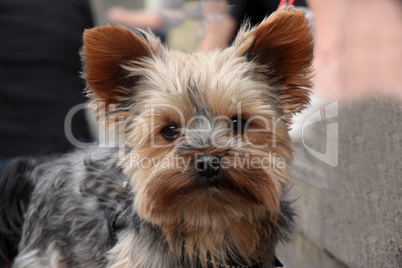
[277,98,401,267]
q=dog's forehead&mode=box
[139,49,274,117]
[147,49,256,89]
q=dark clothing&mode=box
[228,0,307,28]
[0,159,12,176]
[0,0,93,158]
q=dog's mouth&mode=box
[191,174,221,188]
[142,153,277,214]
[189,172,263,205]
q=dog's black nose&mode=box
[194,154,221,178]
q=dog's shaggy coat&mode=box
[0,7,313,268]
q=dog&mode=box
[0,7,313,268]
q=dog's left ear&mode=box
[235,7,314,116]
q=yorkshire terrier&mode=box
[0,7,313,268]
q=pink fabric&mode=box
[307,0,402,101]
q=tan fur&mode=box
[46,242,63,268]
[108,232,165,268]
[82,7,313,268]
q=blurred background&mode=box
[0,0,401,267]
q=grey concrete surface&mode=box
[277,235,348,268]
[278,98,402,267]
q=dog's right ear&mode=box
[82,26,161,116]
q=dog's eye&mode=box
[160,125,181,140]
[231,117,246,134]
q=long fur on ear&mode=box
[81,26,161,116]
[234,7,314,116]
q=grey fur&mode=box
[13,148,124,268]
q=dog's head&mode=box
[82,6,313,264]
